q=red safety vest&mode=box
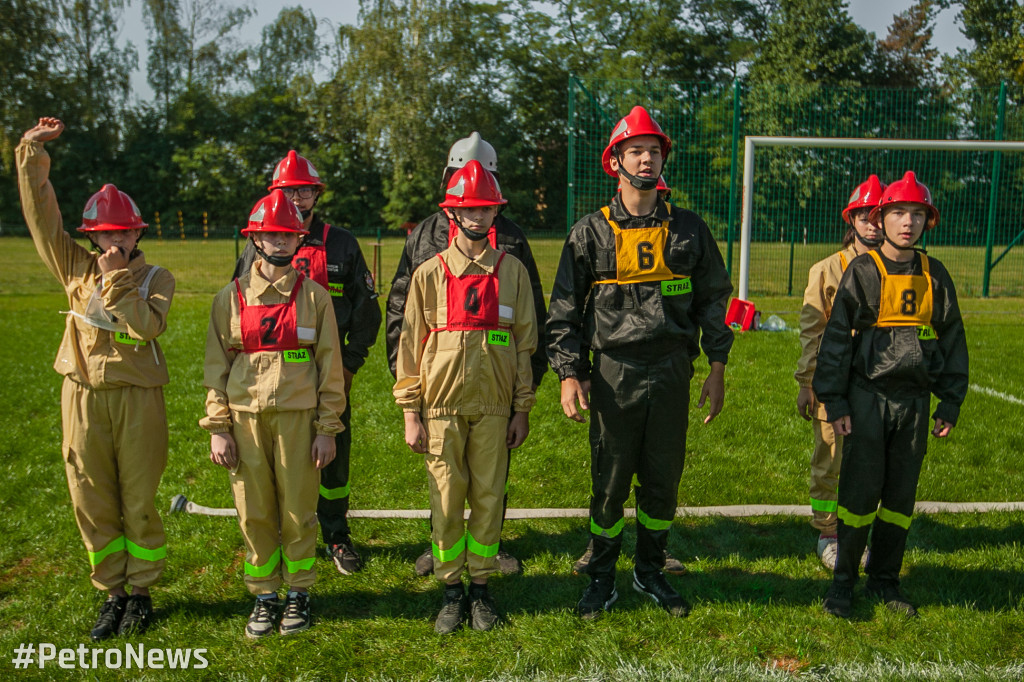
[431,251,506,334]
[236,274,304,352]
[291,223,344,296]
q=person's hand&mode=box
[343,367,354,397]
[210,432,238,470]
[405,412,428,453]
[698,362,726,424]
[832,415,852,437]
[506,411,530,449]
[560,377,590,422]
[932,417,953,438]
[797,386,816,421]
[311,434,336,469]
[24,117,64,142]
[97,245,130,273]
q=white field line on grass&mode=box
[970,383,1024,406]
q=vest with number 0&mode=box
[593,205,691,295]
[291,223,343,297]
[432,251,508,341]
[868,250,937,340]
[236,274,305,352]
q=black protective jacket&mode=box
[546,196,734,380]
[233,215,382,374]
[812,251,968,426]
[386,210,548,385]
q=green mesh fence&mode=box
[569,77,1024,297]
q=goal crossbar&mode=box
[739,136,1024,300]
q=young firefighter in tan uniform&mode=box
[201,190,346,638]
[795,175,885,570]
[395,161,537,634]
[17,117,174,641]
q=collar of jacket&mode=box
[301,214,327,246]
[247,261,299,298]
[441,242,501,277]
[607,194,671,226]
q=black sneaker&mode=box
[468,583,500,631]
[576,575,618,620]
[327,538,363,575]
[632,569,690,617]
[245,596,282,639]
[435,583,468,634]
[279,591,311,635]
[91,595,127,642]
[663,550,687,576]
[495,548,522,575]
[865,581,918,617]
[117,594,153,636]
[823,583,853,619]
[572,539,594,575]
[414,548,434,577]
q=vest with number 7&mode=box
[593,205,691,295]
[868,250,937,340]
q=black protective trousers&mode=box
[835,382,930,588]
[587,347,691,577]
[317,401,353,544]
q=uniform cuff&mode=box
[932,401,959,427]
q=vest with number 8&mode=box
[868,250,936,339]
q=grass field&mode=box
[0,236,1022,681]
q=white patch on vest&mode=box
[499,305,514,320]
[610,120,628,142]
[448,177,467,197]
[970,383,1024,406]
[250,205,265,222]
[297,326,315,342]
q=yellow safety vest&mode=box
[593,205,691,296]
[867,250,937,340]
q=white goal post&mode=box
[738,136,1024,301]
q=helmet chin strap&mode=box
[616,155,659,191]
[252,238,295,266]
[448,212,490,242]
[854,232,883,248]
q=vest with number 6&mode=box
[431,252,509,344]
[593,205,691,295]
[236,274,305,352]
[868,250,936,340]
[291,223,344,297]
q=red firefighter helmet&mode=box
[268,150,324,190]
[438,160,508,208]
[241,190,309,235]
[868,171,940,230]
[842,175,886,224]
[601,106,671,178]
[77,184,148,232]
[656,175,670,194]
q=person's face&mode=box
[91,229,141,253]
[451,205,499,233]
[253,231,303,258]
[279,185,320,214]
[881,202,928,248]
[851,209,880,244]
[609,135,664,181]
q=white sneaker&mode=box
[816,537,838,571]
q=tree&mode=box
[876,0,944,87]
[249,6,323,90]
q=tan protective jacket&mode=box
[200,263,346,435]
[394,244,537,418]
[17,139,174,389]
[795,244,859,392]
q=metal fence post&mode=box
[983,81,1007,298]
[726,79,741,276]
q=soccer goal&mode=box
[738,136,1024,299]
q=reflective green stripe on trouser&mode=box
[588,348,690,577]
[231,409,319,595]
[62,379,168,590]
[317,402,352,544]
[835,384,929,587]
[425,414,509,582]
[809,416,842,533]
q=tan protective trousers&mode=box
[810,414,843,534]
[425,414,509,582]
[61,378,167,591]
[230,409,319,595]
